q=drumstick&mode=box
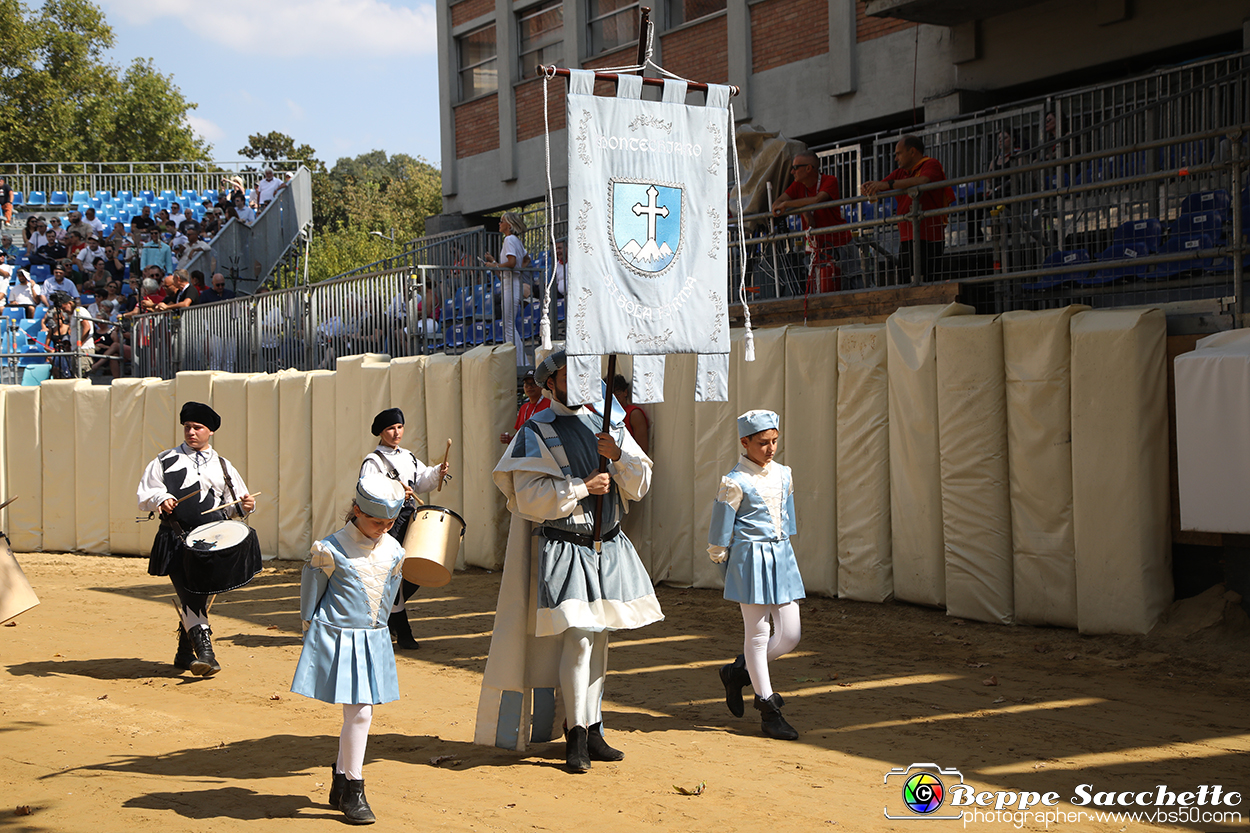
[202,492,261,515]
[437,438,452,492]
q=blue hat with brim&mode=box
[355,473,405,520]
[737,409,780,438]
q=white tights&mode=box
[739,602,801,699]
[559,628,609,728]
[336,704,373,780]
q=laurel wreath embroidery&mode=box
[576,111,593,165]
[708,207,721,259]
[628,114,673,133]
[576,201,594,254]
[627,327,673,348]
[644,371,658,402]
[706,124,722,175]
[575,287,592,342]
[709,291,723,343]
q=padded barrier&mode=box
[175,370,218,412]
[836,325,892,602]
[423,353,466,568]
[936,316,1012,624]
[784,326,839,597]
[74,386,110,555]
[140,379,177,558]
[108,379,151,555]
[6,386,41,552]
[0,388,6,534]
[1070,309,1172,635]
[1174,330,1250,533]
[246,374,280,558]
[646,352,696,585]
[1002,307,1086,627]
[277,370,314,561]
[41,380,88,552]
[691,334,740,591]
[309,370,339,542]
[209,374,251,483]
[460,345,516,570]
[887,303,974,607]
[388,356,429,467]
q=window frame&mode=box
[586,0,641,56]
[457,22,499,102]
[665,0,727,29]
[517,0,565,80]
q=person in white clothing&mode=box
[255,167,286,208]
[6,270,47,318]
[482,211,531,366]
[359,408,450,649]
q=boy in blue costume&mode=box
[292,473,407,825]
[709,409,804,740]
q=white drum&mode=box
[186,519,251,551]
[401,506,466,588]
[0,535,39,625]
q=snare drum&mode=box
[401,506,466,587]
[181,520,263,594]
[0,535,39,625]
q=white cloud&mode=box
[285,98,305,120]
[186,114,225,142]
[104,0,437,58]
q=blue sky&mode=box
[99,0,443,169]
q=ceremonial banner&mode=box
[565,69,732,403]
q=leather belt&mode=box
[539,525,621,548]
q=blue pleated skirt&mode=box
[720,539,806,605]
[291,620,399,705]
[535,534,664,637]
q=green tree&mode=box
[0,0,210,162]
[238,131,324,172]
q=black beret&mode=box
[180,401,220,431]
[371,408,405,436]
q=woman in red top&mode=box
[500,370,551,444]
[612,375,650,456]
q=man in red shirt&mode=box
[862,135,949,282]
[500,369,551,444]
[771,153,852,293]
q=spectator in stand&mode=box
[76,236,105,274]
[2,233,22,264]
[85,257,111,293]
[103,242,126,281]
[25,220,50,257]
[6,269,47,318]
[44,264,80,301]
[131,205,157,234]
[169,202,187,227]
[62,231,86,271]
[23,217,41,247]
[201,208,222,237]
[196,272,236,304]
[255,167,286,209]
[232,192,256,226]
[42,292,76,378]
[156,269,196,311]
[177,226,212,271]
[0,176,12,224]
[481,211,530,366]
[861,134,950,283]
[189,271,206,300]
[611,374,650,455]
[105,221,128,249]
[157,208,171,228]
[771,152,852,294]
[139,229,173,276]
[83,207,105,236]
[67,211,93,240]
[30,233,67,267]
[221,175,246,204]
[164,219,185,249]
[499,369,550,444]
[47,216,64,241]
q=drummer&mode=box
[359,408,450,650]
[137,402,258,677]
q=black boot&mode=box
[173,624,195,672]
[719,654,751,717]
[586,722,624,762]
[338,777,376,824]
[564,725,591,773]
[753,693,799,741]
[328,766,346,808]
[387,610,420,650]
[189,625,221,677]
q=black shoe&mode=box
[189,626,221,677]
[328,766,346,808]
[387,610,420,650]
[719,654,751,717]
[564,725,591,773]
[173,624,195,672]
[338,777,376,824]
[586,722,624,761]
[753,693,799,741]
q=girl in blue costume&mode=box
[708,409,804,741]
[292,473,407,825]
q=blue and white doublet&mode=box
[709,457,805,605]
[291,523,405,705]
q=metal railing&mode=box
[0,160,306,206]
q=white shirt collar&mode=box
[737,454,772,476]
[344,519,384,551]
[549,398,589,417]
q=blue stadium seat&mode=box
[1023,250,1092,291]
[96,190,112,202]
[471,322,486,345]
[10,191,22,206]
[182,190,199,205]
[1171,210,1228,245]
[494,320,505,343]
[140,189,157,205]
[1179,190,1231,216]
[71,190,91,206]
[160,189,175,203]
[454,286,471,319]
[49,191,69,206]
[21,364,52,386]
[556,298,566,322]
[25,191,46,206]
[3,307,24,322]
[31,304,46,321]
[1080,244,1149,286]
[1150,233,1215,279]
[89,197,103,210]
[442,298,455,322]
[448,324,466,348]
[29,264,50,283]
[1111,219,1162,253]
[117,190,133,203]
[202,189,218,204]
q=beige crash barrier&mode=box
[41,380,88,553]
[74,385,111,555]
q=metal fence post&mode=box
[909,187,923,284]
[1233,130,1244,329]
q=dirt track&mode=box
[2,552,1248,832]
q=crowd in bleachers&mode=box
[0,170,288,381]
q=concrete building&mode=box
[434,0,1250,225]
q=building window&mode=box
[519,0,564,79]
[588,0,640,55]
[458,24,498,100]
[667,0,725,28]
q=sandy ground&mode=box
[2,552,1249,833]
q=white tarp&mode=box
[41,380,87,552]
[1174,329,1250,533]
[1070,309,1172,635]
[74,386,110,555]
[6,387,41,552]
[277,370,314,561]
[108,379,151,556]
[936,316,1012,625]
[887,303,973,607]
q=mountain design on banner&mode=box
[611,180,683,275]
